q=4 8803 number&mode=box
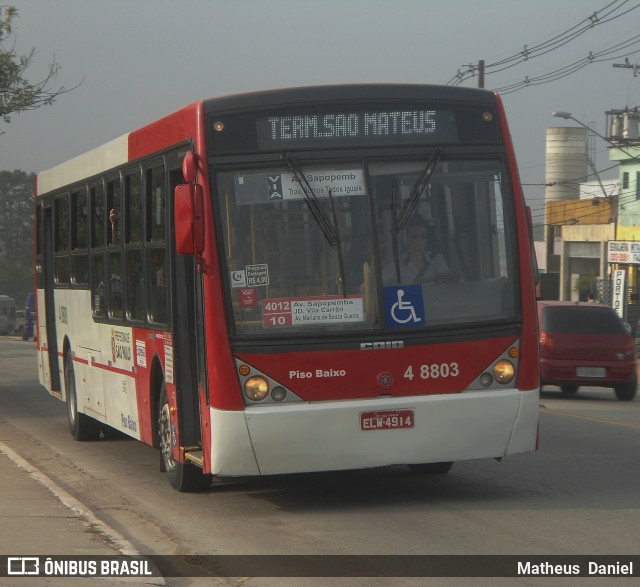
[403,362,460,380]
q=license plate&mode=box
[576,367,606,378]
[360,410,414,431]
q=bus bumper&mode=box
[209,388,539,477]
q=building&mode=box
[543,126,618,301]
[547,194,616,301]
[543,108,640,319]
[605,109,640,320]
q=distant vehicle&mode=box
[13,310,25,334]
[0,295,16,335]
[23,293,36,340]
[538,301,637,401]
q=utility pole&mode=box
[478,60,485,89]
[612,58,639,77]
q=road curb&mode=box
[0,440,142,556]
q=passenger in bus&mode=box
[154,258,166,286]
[109,208,118,244]
[344,237,372,294]
[382,215,449,284]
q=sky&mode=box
[2,0,640,224]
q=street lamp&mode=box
[552,111,638,160]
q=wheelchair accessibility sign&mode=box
[383,285,425,328]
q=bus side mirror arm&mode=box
[175,183,205,262]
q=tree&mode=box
[0,5,72,128]
[0,169,34,301]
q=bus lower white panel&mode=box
[504,389,539,455]
[97,324,140,440]
[103,374,141,440]
[209,409,261,476]
[36,290,49,389]
[211,390,537,476]
[84,355,106,418]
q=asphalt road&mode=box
[1,337,639,587]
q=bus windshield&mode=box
[216,156,515,336]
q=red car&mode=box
[538,301,637,401]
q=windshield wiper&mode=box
[390,180,401,284]
[282,153,346,296]
[392,148,443,233]
[390,148,443,283]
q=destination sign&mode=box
[208,103,500,152]
[257,109,456,148]
[233,168,366,205]
[263,296,364,328]
[266,110,437,141]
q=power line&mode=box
[447,0,640,90]
[493,35,640,94]
[486,0,639,74]
[448,0,637,84]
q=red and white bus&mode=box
[34,84,540,491]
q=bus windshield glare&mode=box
[216,156,515,336]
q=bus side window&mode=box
[92,252,106,318]
[125,171,142,244]
[148,247,167,323]
[90,182,105,248]
[71,187,88,250]
[70,187,89,285]
[107,178,122,246]
[126,250,145,321]
[108,251,123,319]
[54,194,70,285]
[147,165,164,242]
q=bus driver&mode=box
[382,215,449,284]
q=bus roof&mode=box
[202,84,497,114]
[36,84,498,195]
[37,134,129,196]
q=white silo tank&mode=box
[623,111,639,140]
[610,114,623,139]
[545,127,588,201]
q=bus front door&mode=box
[169,167,204,459]
[42,206,61,391]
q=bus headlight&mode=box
[493,360,515,384]
[244,376,269,401]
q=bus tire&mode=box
[65,350,101,441]
[158,381,211,492]
[408,462,453,475]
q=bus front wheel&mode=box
[158,381,211,492]
[65,350,101,441]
